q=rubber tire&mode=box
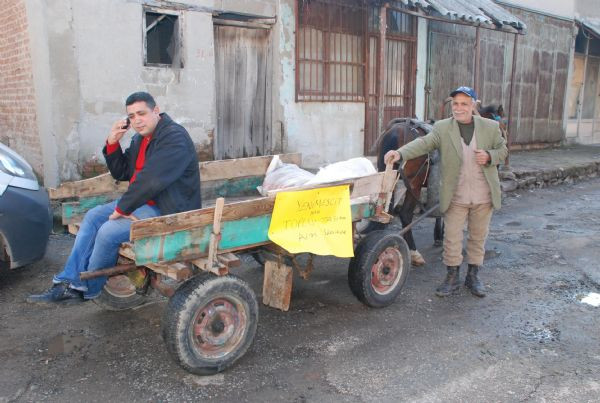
[348,230,410,308]
[161,273,258,375]
[92,277,148,311]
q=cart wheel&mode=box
[93,273,148,311]
[348,230,410,308]
[162,273,258,375]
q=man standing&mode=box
[28,92,201,304]
[384,86,507,297]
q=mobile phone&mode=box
[121,117,130,130]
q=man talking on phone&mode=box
[384,87,507,298]
[28,92,201,304]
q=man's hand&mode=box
[109,210,138,221]
[384,150,402,165]
[474,149,491,165]
[107,118,129,146]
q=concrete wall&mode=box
[0,0,42,177]
[24,0,237,186]
[273,0,365,169]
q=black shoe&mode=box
[26,282,84,304]
[465,264,486,298]
[435,266,461,297]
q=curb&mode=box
[501,161,600,192]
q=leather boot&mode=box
[465,264,486,297]
[26,282,84,305]
[435,266,460,297]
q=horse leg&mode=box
[434,217,444,246]
[398,195,425,266]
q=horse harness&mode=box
[395,120,433,209]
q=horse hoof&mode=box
[433,240,443,247]
[410,250,426,266]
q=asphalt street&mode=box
[1,178,599,402]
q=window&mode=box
[144,11,182,67]
[296,0,366,101]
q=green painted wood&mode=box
[132,202,376,265]
[62,195,116,224]
[202,176,264,200]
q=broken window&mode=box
[296,0,366,101]
[144,11,182,67]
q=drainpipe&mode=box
[506,32,519,167]
[474,26,481,96]
[424,29,432,120]
[377,3,387,136]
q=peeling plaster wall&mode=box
[30,0,218,185]
[71,0,216,178]
[275,0,365,169]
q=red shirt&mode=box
[106,135,155,215]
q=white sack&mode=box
[305,157,377,185]
[257,155,315,196]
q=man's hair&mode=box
[125,92,156,109]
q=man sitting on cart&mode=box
[384,86,507,298]
[28,92,202,304]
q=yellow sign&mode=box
[268,185,353,257]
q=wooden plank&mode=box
[130,196,276,241]
[265,171,388,200]
[262,260,293,311]
[131,172,386,242]
[61,195,118,225]
[133,214,272,264]
[50,153,301,200]
[49,173,128,200]
[131,202,375,265]
[116,242,192,281]
[217,252,241,268]
[119,242,136,260]
[200,153,301,182]
[206,198,225,272]
[68,223,80,235]
[201,175,264,200]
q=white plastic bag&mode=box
[305,157,376,185]
[257,155,315,196]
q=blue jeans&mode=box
[53,200,160,299]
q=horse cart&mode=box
[49,153,411,375]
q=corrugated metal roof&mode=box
[396,0,527,32]
[578,17,600,39]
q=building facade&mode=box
[5,0,595,186]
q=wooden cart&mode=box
[49,153,410,375]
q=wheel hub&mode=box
[104,275,136,297]
[192,297,247,359]
[371,247,403,295]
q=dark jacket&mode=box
[103,113,202,215]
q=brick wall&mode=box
[0,0,42,176]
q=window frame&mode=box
[142,7,184,68]
[295,0,367,102]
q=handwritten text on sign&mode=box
[268,185,353,257]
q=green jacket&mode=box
[397,116,508,213]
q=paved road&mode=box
[1,179,599,402]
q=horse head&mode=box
[478,103,504,122]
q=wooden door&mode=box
[214,25,272,159]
